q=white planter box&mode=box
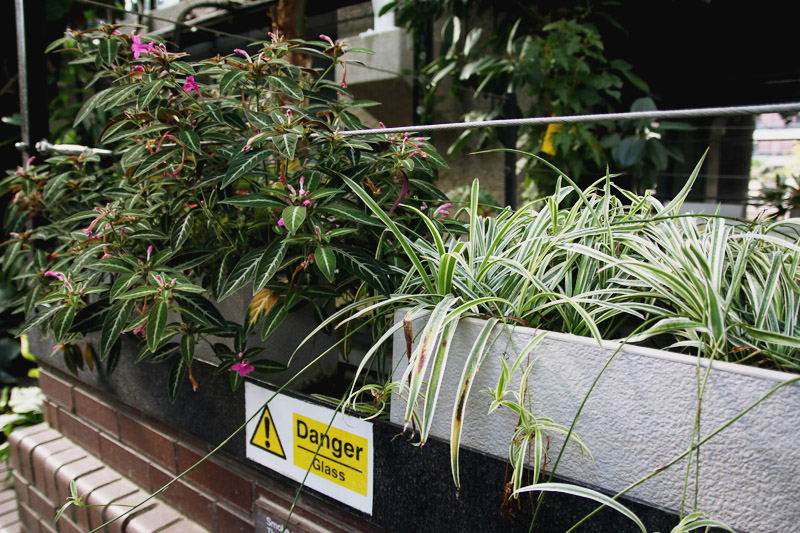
[390,314,800,532]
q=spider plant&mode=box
[290,152,797,530]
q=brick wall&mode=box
[8,366,375,533]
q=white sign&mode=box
[245,382,374,515]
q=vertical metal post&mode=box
[15,0,49,161]
[502,93,518,209]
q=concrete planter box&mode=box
[390,314,800,533]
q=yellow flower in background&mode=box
[542,121,562,156]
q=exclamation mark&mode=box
[263,415,270,449]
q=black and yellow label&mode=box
[250,404,286,459]
[292,413,368,495]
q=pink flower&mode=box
[133,322,147,338]
[131,34,154,59]
[233,48,251,61]
[433,203,452,220]
[302,199,311,207]
[45,271,73,292]
[277,218,285,227]
[320,34,335,47]
[45,271,65,282]
[182,76,200,96]
[232,359,254,377]
[133,65,144,72]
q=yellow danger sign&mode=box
[292,413,369,496]
[250,404,286,459]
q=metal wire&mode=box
[338,102,800,136]
[27,102,800,156]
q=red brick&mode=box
[0,513,21,532]
[27,485,55,524]
[216,501,255,533]
[55,515,83,533]
[73,389,118,436]
[13,426,62,481]
[13,471,29,506]
[17,502,38,533]
[43,447,87,502]
[66,467,120,526]
[83,479,137,531]
[38,518,58,533]
[119,414,176,471]
[98,490,151,533]
[0,496,18,515]
[125,504,182,533]
[57,410,100,456]
[98,434,150,489]
[38,371,73,410]
[0,485,14,503]
[54,456,106,506]
[150,464,215,531]
[177,444,253,512]
[159,518,212,532]
[8,422,51,442]
[31,438,71,488]
[42,401,59,430]
[254,485,354,533]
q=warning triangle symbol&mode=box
[250,404,286,459]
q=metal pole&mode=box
[14,0,49,162]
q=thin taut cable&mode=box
[30,103,800,156]
[338,102,800,136]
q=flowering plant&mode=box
[0,25,449,400]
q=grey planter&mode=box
[390,313,800,533]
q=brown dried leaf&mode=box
[249,289,279,324]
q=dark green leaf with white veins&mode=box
[167,354,189,403]
[314,246,336,283]
[272,133,298,159]
[220,69,246,93]
[137,79,165,110]
[74,87,110,127]
[179,130,202,153]
[254,243,288,293]
[223,150,272,188]
[170,212,194,251]
[331,246,392,296]
[219,194,286,208]
[261,301,288,340]
[54,306,76,341]
[175,293,227,328]
[147,300,169,352]
[219,246,268,301]
[318,203,382,227]
[244,108,274,131]
[100,299,134,359]
[87,258,135,274]
[117,285,158,300]
[110,273,141,301]
[281,206,306,235]
[99,39,119,65]
[267,76,304,100]
[180,334,195,366]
